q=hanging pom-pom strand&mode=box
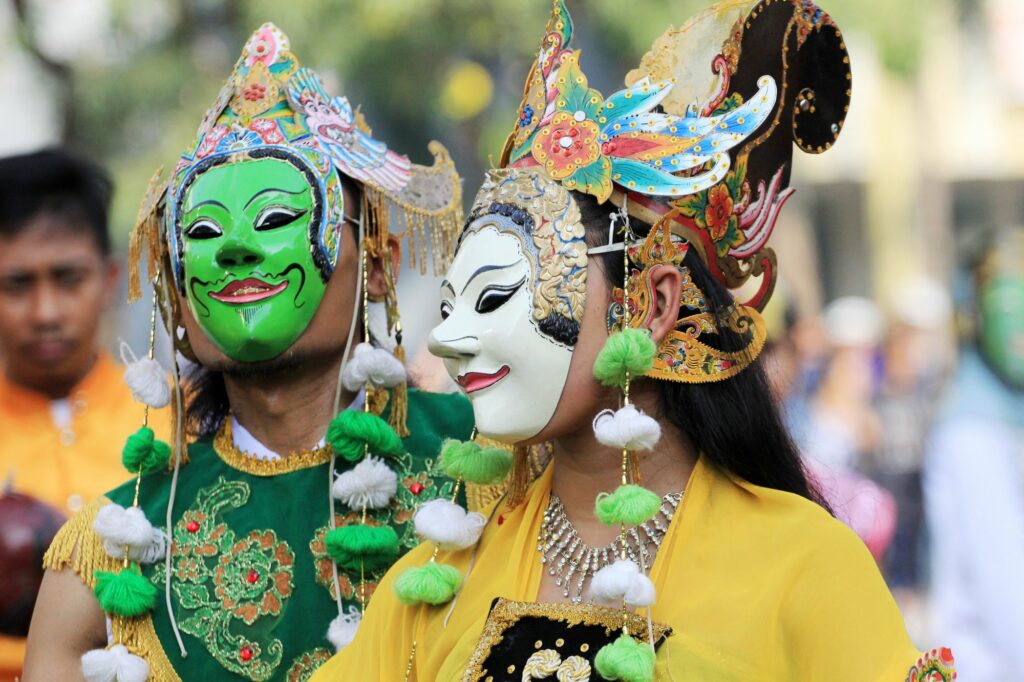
[327,606,362,651]
[594,632,656,682]
[121,427,171,474]
[324,524,400,573]
[413,499,486,550]
[93,567,158,618]
[341,342,407,391]
[589,559,656,608]
[93,504,167,564]
[593,405,661,451]
[393,560,463,606]
[595,484,662,526]
[593,328,657,388]
[332,456,398,510]
[438,439,513,485]
[81,644,150,682]
[327,409,403,462]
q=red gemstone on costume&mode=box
[240,646,254,662]
[186,521,200,533]
[247,569,259,584]
[409,483,424,495]
[497,515,505,526]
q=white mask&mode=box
[428,169,588,442]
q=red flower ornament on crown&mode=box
[905,648,956,682]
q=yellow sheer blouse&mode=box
[313,458,945,681]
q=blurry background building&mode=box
[1,0,1022,673]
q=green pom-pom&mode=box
[324,524,400,572]
[327,409,403,462]
[93,567,158,618]
[594,633,656,682]
[121,426,171,473]
[438,439,513,485]
[393,561,463,605]
[592,328,657,388]
[595,484,661,526]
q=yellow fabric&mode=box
[0,352,172,514]
[313,458,924,682]
[0,353,171,678]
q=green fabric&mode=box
[438,438,513,485]
[94,567,158,618]
[595,484,661,526]
[594,633,656,682]
[326,409,403,462]
[393,561,463,606]
[122,426,172,473]
[103,388,473,682]
[593,328,657,388]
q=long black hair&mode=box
[574,191,829,509]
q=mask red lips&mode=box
[457,365,511,393]
[209,277,288,304]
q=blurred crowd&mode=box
[1,146,1022,681]
[763,240,1024,679]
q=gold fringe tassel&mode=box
[128,166,168,303]
[507,445,533,509]
[388,344,410,438]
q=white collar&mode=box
[230,389,365,461]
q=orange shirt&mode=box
[0,352,172,679]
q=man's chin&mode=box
[205,344,342,380]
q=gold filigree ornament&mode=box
[611,211,767,383]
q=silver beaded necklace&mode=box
[537,490,683,604]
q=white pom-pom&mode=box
[82,644,150,682]
[341,342,406,391]
[592,405,661,451]
[93,504,167,564]
[327,606,361,651]
[589,559,656,608]
[332,456,398,510]
[124,358,171,409]
[413,499,486,550]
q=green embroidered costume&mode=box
[45,389,472,681]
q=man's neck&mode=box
[3,353,98,401]
[223,352,354,456]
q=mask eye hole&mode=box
[475,277,525,314]
[185,219,223,240]
[440,300,453,320]
[255,206,306,231]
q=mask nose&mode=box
[427,326,482,360]
[216,238,264,269]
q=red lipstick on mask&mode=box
[457,365,511,393]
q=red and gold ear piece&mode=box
[609,214,767,384]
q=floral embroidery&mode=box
[285,648,333,682]
[153,478,295,681]
[675,157,751,257]
[905,648,956,682]
[310,451,455,601]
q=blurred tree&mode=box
[5,0,939,246]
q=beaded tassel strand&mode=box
[589,205,661,682]
[83,279,173,682]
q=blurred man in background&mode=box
[0,148,168,678]
[924,229,1024,682]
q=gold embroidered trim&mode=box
[212,418,332,476]
[43,497,182,682]
[462,599,671,682]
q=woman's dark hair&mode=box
[574,191,829,510]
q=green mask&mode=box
[181,157,326,362]
[980,274,1024,389]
